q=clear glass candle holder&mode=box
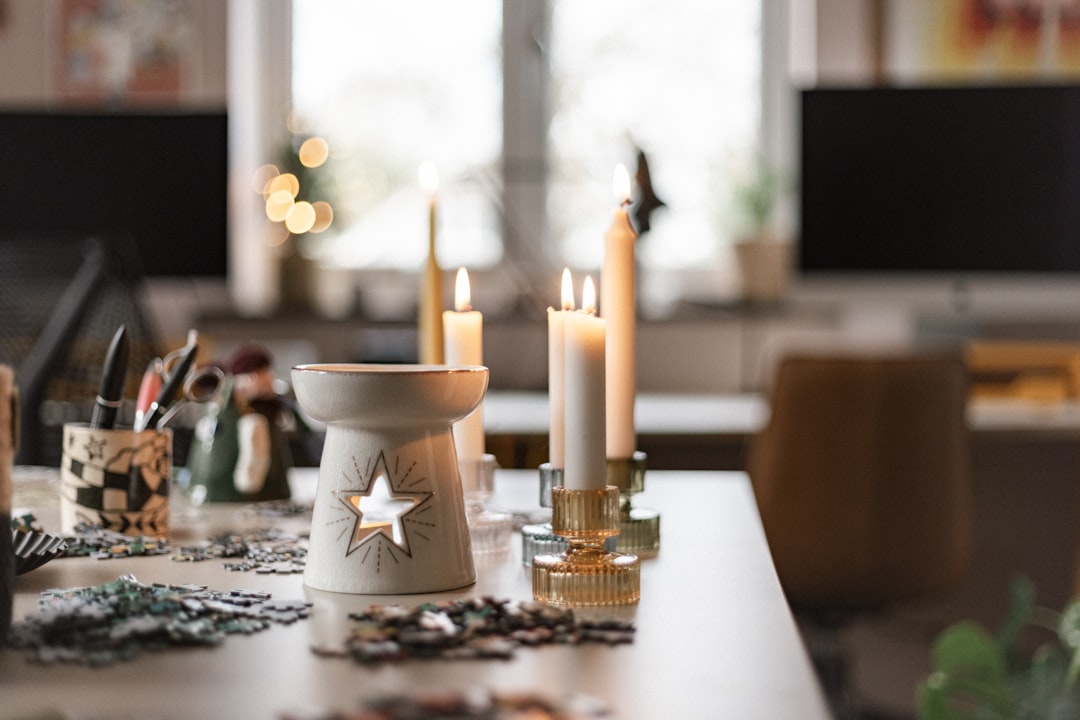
[606,451,660,556]
[459,453,512,554]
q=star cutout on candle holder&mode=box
[328,450,435,561]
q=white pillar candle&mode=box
[602,164,638,459]
[547,268,574,469]
[443,267,484,461]
[418,161,444,364]
[564,276,607,491]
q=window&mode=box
[291,0,502,270]
[290,1,762,286]
[548,1,761,269]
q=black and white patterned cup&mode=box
[60,423,172,537]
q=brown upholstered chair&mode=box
[746,352,973,716]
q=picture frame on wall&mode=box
[53,0,199,106]
[932,0,1080,80]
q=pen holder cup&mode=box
[291,364,488,594]
[59,423,172,537]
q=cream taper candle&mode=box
[602,164,637,459]
[547,268,574,469]
[563,277,606,491]
[418,161,444,364]
[444,267,484,461]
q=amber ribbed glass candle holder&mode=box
[531,485,640,606]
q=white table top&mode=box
[4,467,829,720]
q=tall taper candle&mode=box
[444,268,485,462]
[602,164,637,459]
[547,268,575,469]
[418,161,444,364]
[563,277,606,491]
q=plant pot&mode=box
[734,238,792,303]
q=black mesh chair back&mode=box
[1,235,161,466]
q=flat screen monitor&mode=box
[0,110,228,277]
[799,85,1080,275]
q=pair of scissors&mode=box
[134,331,225,431]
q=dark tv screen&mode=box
[799,85,1080,274]
[0,110,228,277]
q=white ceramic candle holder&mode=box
[291,364,488,594]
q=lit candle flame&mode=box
[455,267,472,312]
[418,161,439,203]
[612,164,632,206]
[560,267,575,311]
[582,276,597,315]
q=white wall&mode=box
[812,0,879,84]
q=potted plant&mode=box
[731,154,792,303]
[918,577,1080,719]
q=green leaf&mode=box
[918,673,970,720]
[1013,645,1067,718]
[917,670,1014,720]
[934,621,1007,680]
[1058,601,1080,651]
[1056,600,1080,689]
[998,576,1036,655]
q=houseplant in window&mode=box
[731,154,791,303]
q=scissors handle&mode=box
[184,365,226,404]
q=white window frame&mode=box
[227,0,797,313]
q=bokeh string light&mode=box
[258,131,335,241]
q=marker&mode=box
[134,357,164,431]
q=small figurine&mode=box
[187,342,296,503]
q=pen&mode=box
[89,324,129,430]
[137,342,198,432]
[134,357,164,431]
